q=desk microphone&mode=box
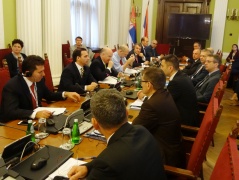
[0,123,26,132]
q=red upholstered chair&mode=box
[156,44,170,55]
[221,68,231,83]
[0,68,11,104]
[62,41,70,66]
[93,53,100,59]
[44,53,57,92]
[210,128,239,180]
[63,53,73,67]
[0,48,12,68]
[166,96,223,179]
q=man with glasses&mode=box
[132,67,185,168]
[112,45,135,73]
[195,54,221,103]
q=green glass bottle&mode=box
[26,120,35,142]
[71,119,80,144]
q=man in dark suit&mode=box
[190,49,211,86]
[58,48,97,94]
[161,55,199,127]
[5,39,27,78]
[67,89,166,180]
[195,54,221,103]
[0,55,81,122]
[182,49,201,76]
[140,36,149,56]
[126,43,149,68]
[90,47,118,81]
[133,67,185,168]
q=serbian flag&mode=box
[143,1,149,37]
[129,2,137,46]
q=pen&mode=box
[77,156,96,160]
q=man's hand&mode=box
[87,82,98,91]
[139,53,144,57]
[143,61,149,65]
[35,110,52,119]
[108,60,114,69]
[137,90,146,101]
[64,92,81,102]
[67,165,88,180]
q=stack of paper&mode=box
[124,68,139,75]
[34,107,66,115]
[84,129,106,142]
[98,76,118,85]
[129,99,143,110]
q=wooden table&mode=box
[1,88,140,160]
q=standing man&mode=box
[195,54,221,103]
[132,67,185,168]
[182,49,201,76]
[70,36,95,63]
[58,48,98,94]
[126,43,149,68]
[160,55,199,126]
[67,89,166,180]
[90,48,118,81]
[0,55,81,122]
[112,45,135,73]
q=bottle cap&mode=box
[74,119,78,123]
[28,120,32,123]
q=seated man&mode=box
[67,89,166,180]
[112,45,135,73]
[132,67,185,168]
[126,43,149,68]
[70,36,95,63]
[160,55,199,127]
[140,37,149,57]
[182,49,201,76]
[190,49,211,86]
[145,39,161,61]
[5,39,27,78]
[0,55,80,122]
[195,54,221,103]
[90,47,118,81]
[58,48,98,94]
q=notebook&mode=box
[12,145,73,180]
[1,134,34,163]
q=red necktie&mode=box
[120,59,123,65]
[135,56,138,63]
[30,83,37,109]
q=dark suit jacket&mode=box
[5,53,27,78]
[0,74,64,122]
[167,71,199,126]
[133,89,185,168]
[182,59,201,76]
[195,70,221,103]
[58,62,96,94]
[90,56,118,81]
[85,123,166,180]
[140,44,147,56]
[191,65,209,86]
[145,45,159,60]
[126,49,144,68]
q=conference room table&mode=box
[0,87,140,162]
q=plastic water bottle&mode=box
[71,119,80,144]
[26,120,35,142]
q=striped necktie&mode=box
[80,67,84,78]
[30,83,37,109]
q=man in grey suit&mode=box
[195,54,221,103]
[67,89,166,180]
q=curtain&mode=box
[0,0,5,48]
[70,0,99,47]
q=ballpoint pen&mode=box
[77,156,96,160]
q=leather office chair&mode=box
[0,68,11,104]
[0,48,12,68]
[210,125,239,180]
[168,97,223,179]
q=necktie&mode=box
[196,74,210,89]
[135,56,138,63]
[120,59,123,65]
[30,83,37,109]
[191,65,204,79]
[80,68,84,78]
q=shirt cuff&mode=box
[30,111,37,119]
[85,85,87,91]
[62,91,66,98]
[107,67,112,73]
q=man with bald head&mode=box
[112,45,135,73]
[90,47,118,81]
[145,39,161,61]
[182,48,201,76]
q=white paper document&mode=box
[124,68,139,75]
[130,99,143,110]
[46,158,86,180]
[34,107,66,115]
[98,76,118,85]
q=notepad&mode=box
[98,76,118,85]
[129,99,143,110]
[34,107,66,116]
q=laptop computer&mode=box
[12,145,73,180]
[1,134,35,164]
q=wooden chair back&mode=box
[0,48,12,68]
[0,68,11,104]
[44,53,54,92]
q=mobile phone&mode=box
[18,120,36,126]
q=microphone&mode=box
[0,123,26,132]
[63,109,84,129]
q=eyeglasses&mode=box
[141,80,149,83]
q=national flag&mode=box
[129,2,137,46]
[143,1,149,37]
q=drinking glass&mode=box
[35,118,49,139]
[59,128,74,150]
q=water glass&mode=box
[35,118,49,139]
[60,128,74,150]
